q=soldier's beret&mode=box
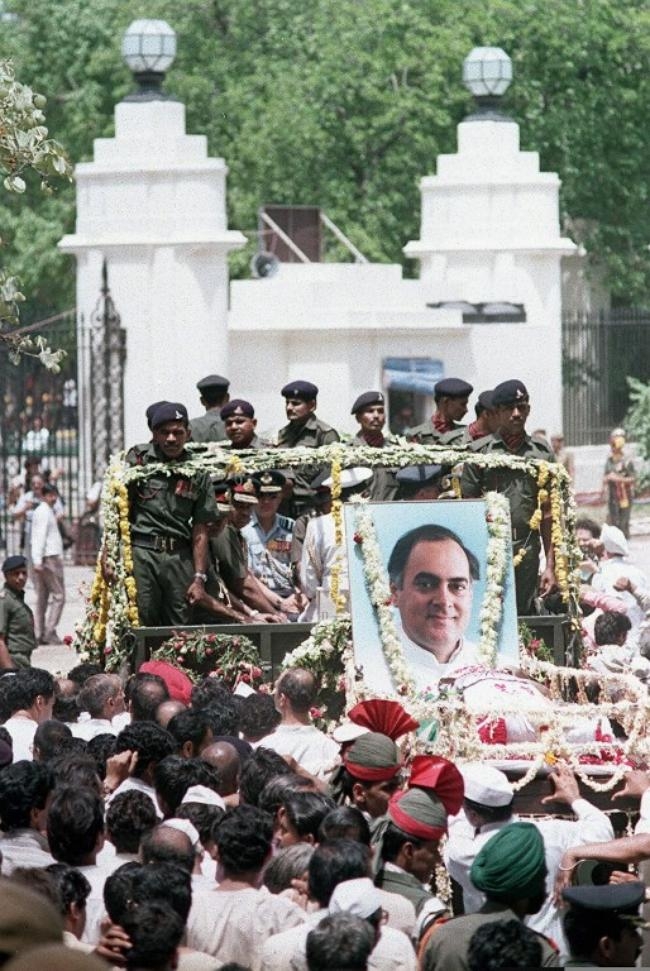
[220,399,255,420]
[197,374,230,392]
[351,391,385,415]
[145,401,169,431]
[477,390,495,411]
[255,470,286,494]
[492,380,529,407]
[228,475,259,504]
[395,464,445,485]
[281,381,318,401]
[434,378,473,398]
[150,402,189,429]
[2,555,27,574]
[562,882,645,915]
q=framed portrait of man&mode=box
[344,499,519,695]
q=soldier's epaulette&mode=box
[464,433,495,452]
[529,437,555,458]
[277,515,295,530]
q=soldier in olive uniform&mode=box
[0,555,36,669]
[460,380,556,615]
[189,374,230,443]
[124,402,220,627]
[276,381,340,516]
[220,399,269,450]
[348,391,399,501]
[440,389,499,447]
[407,377,473,444]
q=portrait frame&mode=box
[344,498,519,696]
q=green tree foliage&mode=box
[1,0,648,321]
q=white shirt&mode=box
[592,557,649,631]
[31,500,63,566]
[299,515,348,621]
[395,614,479,691]
[106,777,162,818]
[259,723,339,779]
[71,717,117,741]
[78,861,113,945]
[0,828,54,873]
[4,714,37,761]
[445,801,614,961]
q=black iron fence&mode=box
[563,307,650,446]
[0,310,81,557]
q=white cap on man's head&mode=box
[329,878,383,919]
[601,524,629,557]
[461,763,513,807]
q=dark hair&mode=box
[104,861,142,923]
[203,700,239,738]
[468,918,543,971]
[387,524,480,587]
[464,797,514,825]
[307,840,371,908]
[67,662,103,687]
[380,822,425,863]
[576,518,602,540]
[175,802,224,845]
[564,908,629,964]
[200,387,229,408]
[154,755,221,815]
[212,805,273,874]
[52,689,80,724]
[47,786,104,866]
[48,753,100,794]
[78,674,122,719]
[87,732,118,780]
[238,693,281,741]
[114,722,176,779]
[140,825,195,874]
[276,668,316,714]
[131,863,192,923]
[167,708,213,753]
[45,863,91,917]
[0,725,11,750]
[239,746,290,806]
[0,760,53,829]
[190,677,231,711]
[8,667,55,712]
[0,676,15,722]
[33,720,72,761]
[106,790,158,854]
[594,611,632,646]
[318,806,371,846]
[129,675,170,722]
[306,913,374,971]
[263,844,314,894]
[258,773,315,818]
[121,900,184,969]
[282,790,336,842]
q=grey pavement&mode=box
[26,534,650,676]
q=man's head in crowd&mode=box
[167,709,214,758]
[562,883,645,968]
[77,674,125,721]
[155,700,187,730]
[212,805,273,882]
[594,611,632,647]
[307,840,372,909]
[47,786,105,868]
[238,692,281,744]
[46,863,92,941]
[221,399,257,449]
[306,913,375,971]
[200,741,240,797]
[470,822,547,918]
[335,732,402,819]
[106,790,157,855]
[52,678,80,723]
[114,722,176,784]
[86,732,118,781]
[0,761,53,833]
[276,790,336,849]
[128,674,170,723]
[33,720,72,762]
[274,668,317,721]
[153,755,220,817]
[467,919,543,971]
[8,667,55,723]
[140,825,195,875]
[263,843,315,895]
[121,900,184,971]
[238,746,290,806]
[461,763,515,830]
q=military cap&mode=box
[477,390,495,411]
[281,380,318,401]
[2,555,27,574]
[343,732,401,782]
[321,467,373,490]
[255,470,286,494]
[211,479,231,514]
[562,882,646,916]
[196,374,230,393]
[395,464,444,485]
[351,390,385,415]
[228,474,259,504]
[149,402,189,429]
[145,400,169,430]
[492,380,529,407]
[434,378,473,398]
[220,399,254,420]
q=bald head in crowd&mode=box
[201,741,240,797]
[156,700,187,730]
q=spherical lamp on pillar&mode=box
[121,19,177,101]
[462,46,512,121]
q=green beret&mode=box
[470,822,546,902]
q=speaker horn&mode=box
[250,251,280,279]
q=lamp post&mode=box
[462,47,512,121]
[121,19,177,101]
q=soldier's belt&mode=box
[131,531,190,553]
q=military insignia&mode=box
[174,479,195,499]
[260,473,273,486]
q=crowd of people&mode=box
[0,662,647,969]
